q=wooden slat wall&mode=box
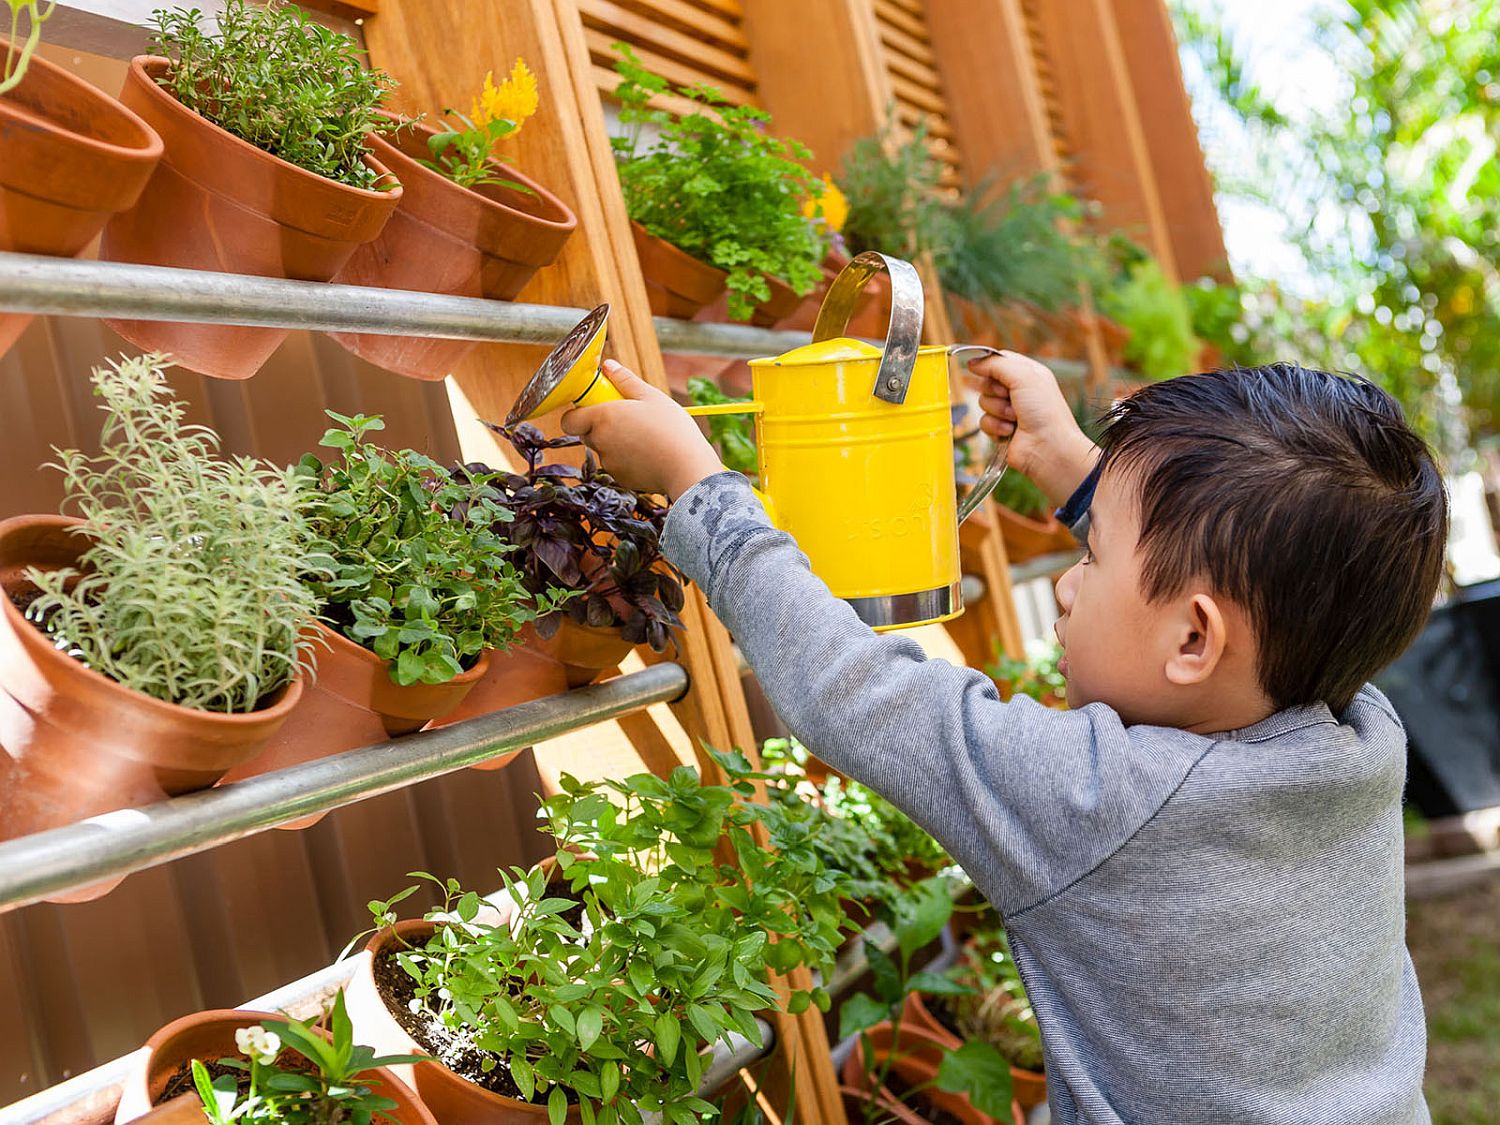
[870,0,963,188]
[581,0,759,110]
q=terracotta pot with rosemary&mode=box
[0,3,163,359]
[221,412,557,793]
[344,747,844,1125]
[610,43,825,322]
[332,61,577,381]
[455,422,687,688]
[0,355,319,899]
[115,992,433,1125]
[100,1,402,380]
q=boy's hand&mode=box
[970,350,1099,507]
[561,360,725,500]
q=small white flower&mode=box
[234,1025,281,1066]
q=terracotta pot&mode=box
[840,1084,930,1124]
[347,921,581,1124]
[843,1021,1021,1125]
[221,623,489,820]
[749,273,804,328]
[114,1008,435,1125]
[1094,314,1130,369]
[330,117,577,380]
[100,57,402,380]
[0,515,303,899]
[995,506,1077,564]
[552,619,635,688]
[631,221,727,318]
[424,627,570,770]
[0,52,163,357]
[910,977,1048,1114]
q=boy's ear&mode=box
[1163,592,1228,687]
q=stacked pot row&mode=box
[0,54,577,379]
[0,514,636,900]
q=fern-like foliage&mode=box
[26,355,321,713]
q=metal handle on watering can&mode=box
[813,251,926,405]
[949,344,1013,524]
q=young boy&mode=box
[562,351,1446,1124]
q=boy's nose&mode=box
[1054,559,1082,613]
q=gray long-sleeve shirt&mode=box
[662,472,1428,1125]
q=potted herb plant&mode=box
[944,923,1048,1115]
[838,880,1019,1125]
[100,1,403,380]
[984,643,1066,709]
[344,748,843,1124]
[221,412,554,788]
[0,2,164,359]
[459,422,686,687]
[0,354,318,896]
[115,991,433,1125]
[331,61,578,381]
[1098,255,1201,382]
[988,468,1076,564]
[610,43,825,322]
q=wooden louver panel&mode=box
[1019,0,1077,184]
[871,0,962,187]
[581,0,760,108]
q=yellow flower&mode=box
[803,175,849,233]
[472,58,539,135]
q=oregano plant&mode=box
[297,412,563,686]
[610,42,826,320]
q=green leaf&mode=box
[837,993,889,1041]
[654,1011,681,1065]
[577,1005,604,1051]
[907,971,973,997]
[935,1041,1014,1119]
[549,1084,568,1125]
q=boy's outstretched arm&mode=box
[562,360,1203,916]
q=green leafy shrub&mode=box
[297,412,554,686]
[839,118,1100,316]
[365,747,843,1124]
[610,43,826,320]
[687,377,759,479]
[150,0,396,190]
[1100,257,1201,381]
[985,642,1066,706]
[989,468,1051,521]
[26,354,319,714]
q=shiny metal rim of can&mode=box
[846,581,963,630]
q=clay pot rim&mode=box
[0,53,164,169]
[993,504,1064,535]
[0,513,306,727]
[369,114,578,237]
[128,55,401,204]
[630,220,728,283]
[309,618,492,687]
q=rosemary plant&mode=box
[25,354,320,713]
[149,0,396,190]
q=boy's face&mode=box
[1052,467,1250,728]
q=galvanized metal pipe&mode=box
[0,251,814,359]
[0,664,687,914]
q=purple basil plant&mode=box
[452,422,687,653]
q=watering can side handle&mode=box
[950,344,1014,524]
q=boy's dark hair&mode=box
[1097,363,1447,713]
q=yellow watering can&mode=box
[505,252,1010,631]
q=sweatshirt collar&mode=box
[1207,701,1337,744]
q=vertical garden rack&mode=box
[0,1,1228,1119]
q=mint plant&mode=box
[150,0,397,190]
[189,991,423,1125]
[363,748,845,1124]
[297,413,561,685]
[26,354,320,713]
[610,43,826,321]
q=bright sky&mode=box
[1180,0,1346,291]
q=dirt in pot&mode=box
[882,1072,964,1125]
[158,1052,317,1103]
[374,945,578,1104]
